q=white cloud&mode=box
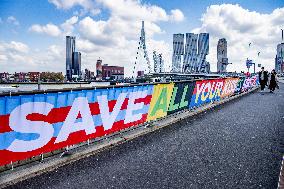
[170,9,185,22]
[48,0,93,9]
[61,16,78,35]
[7,16,19,26]
[47,45,64,58]
[0,54,8,62]
[97,0,167,21]
[49,0,100,17]
[0,41,35,71]
[0,41,65,73]
[29,23,62,37]
[90,8,101,16]
[0,41,29,53]
[192,4,284,72]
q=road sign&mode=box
[246,59,253,68]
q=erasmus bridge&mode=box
[1,23,284,189]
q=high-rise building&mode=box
[217,38,229,73]
[275,43,284,73]
[197,33,209,73]
[66,36,76,80]
[172,34,184,72]
[183,33,198,72]
[73,52,81,76]
[174,33,210,73]
[96,59,103,80]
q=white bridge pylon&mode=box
[132,21,151,79]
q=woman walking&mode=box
[269,69,278,93]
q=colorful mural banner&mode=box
[0,77,259,166]
[235,77,245,94]
[167,82,195,115]
[0,85,153,166]
[241,75,258,92]
[146,83,174,121]
[189,79,225,108]
[221,78,240,98]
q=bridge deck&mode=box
[6,83,284,189]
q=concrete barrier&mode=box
[0,76,260,188]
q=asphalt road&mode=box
[7,84,284,189]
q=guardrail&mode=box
[0,76,259,170]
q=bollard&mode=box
[10,161,13,171]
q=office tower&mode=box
[197,33,209,73]
[275,43,284,73]
[173,32,210,73]
[172,34,184,72]
[183,33,198,72]
[96,59,103,80]
[66,36,76,80]
[217,38,229,73]
[73,52,81,76]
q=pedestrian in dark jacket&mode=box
[258,67,268,92]
[268,69,278,93]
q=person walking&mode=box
[268,69,278,93]
[258,67,268,93]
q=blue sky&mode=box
[0,0,284,74]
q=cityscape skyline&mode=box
[1,1,284,76]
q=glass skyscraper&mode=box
[183,33,198,72]
[275,43,284,73]
[172,34,184,72]
[172,33,210,73]
[66,36,76,80]
[197,33,209,73]
[73,52,81,76]
[217,38,228,73]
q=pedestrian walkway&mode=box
[5,83,284,189]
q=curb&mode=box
[0,87,259,188]
[278,156,284,189]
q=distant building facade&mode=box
[172,34,184,72]
[84,69,95,80]
[217,38,229,73]
[137,71,145,77]
[96,59,103,80]
[275,43,284,73]
[102,64,124,80]
[29,72,40,82]
[0,72,10,82]
[0,72,64,82]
